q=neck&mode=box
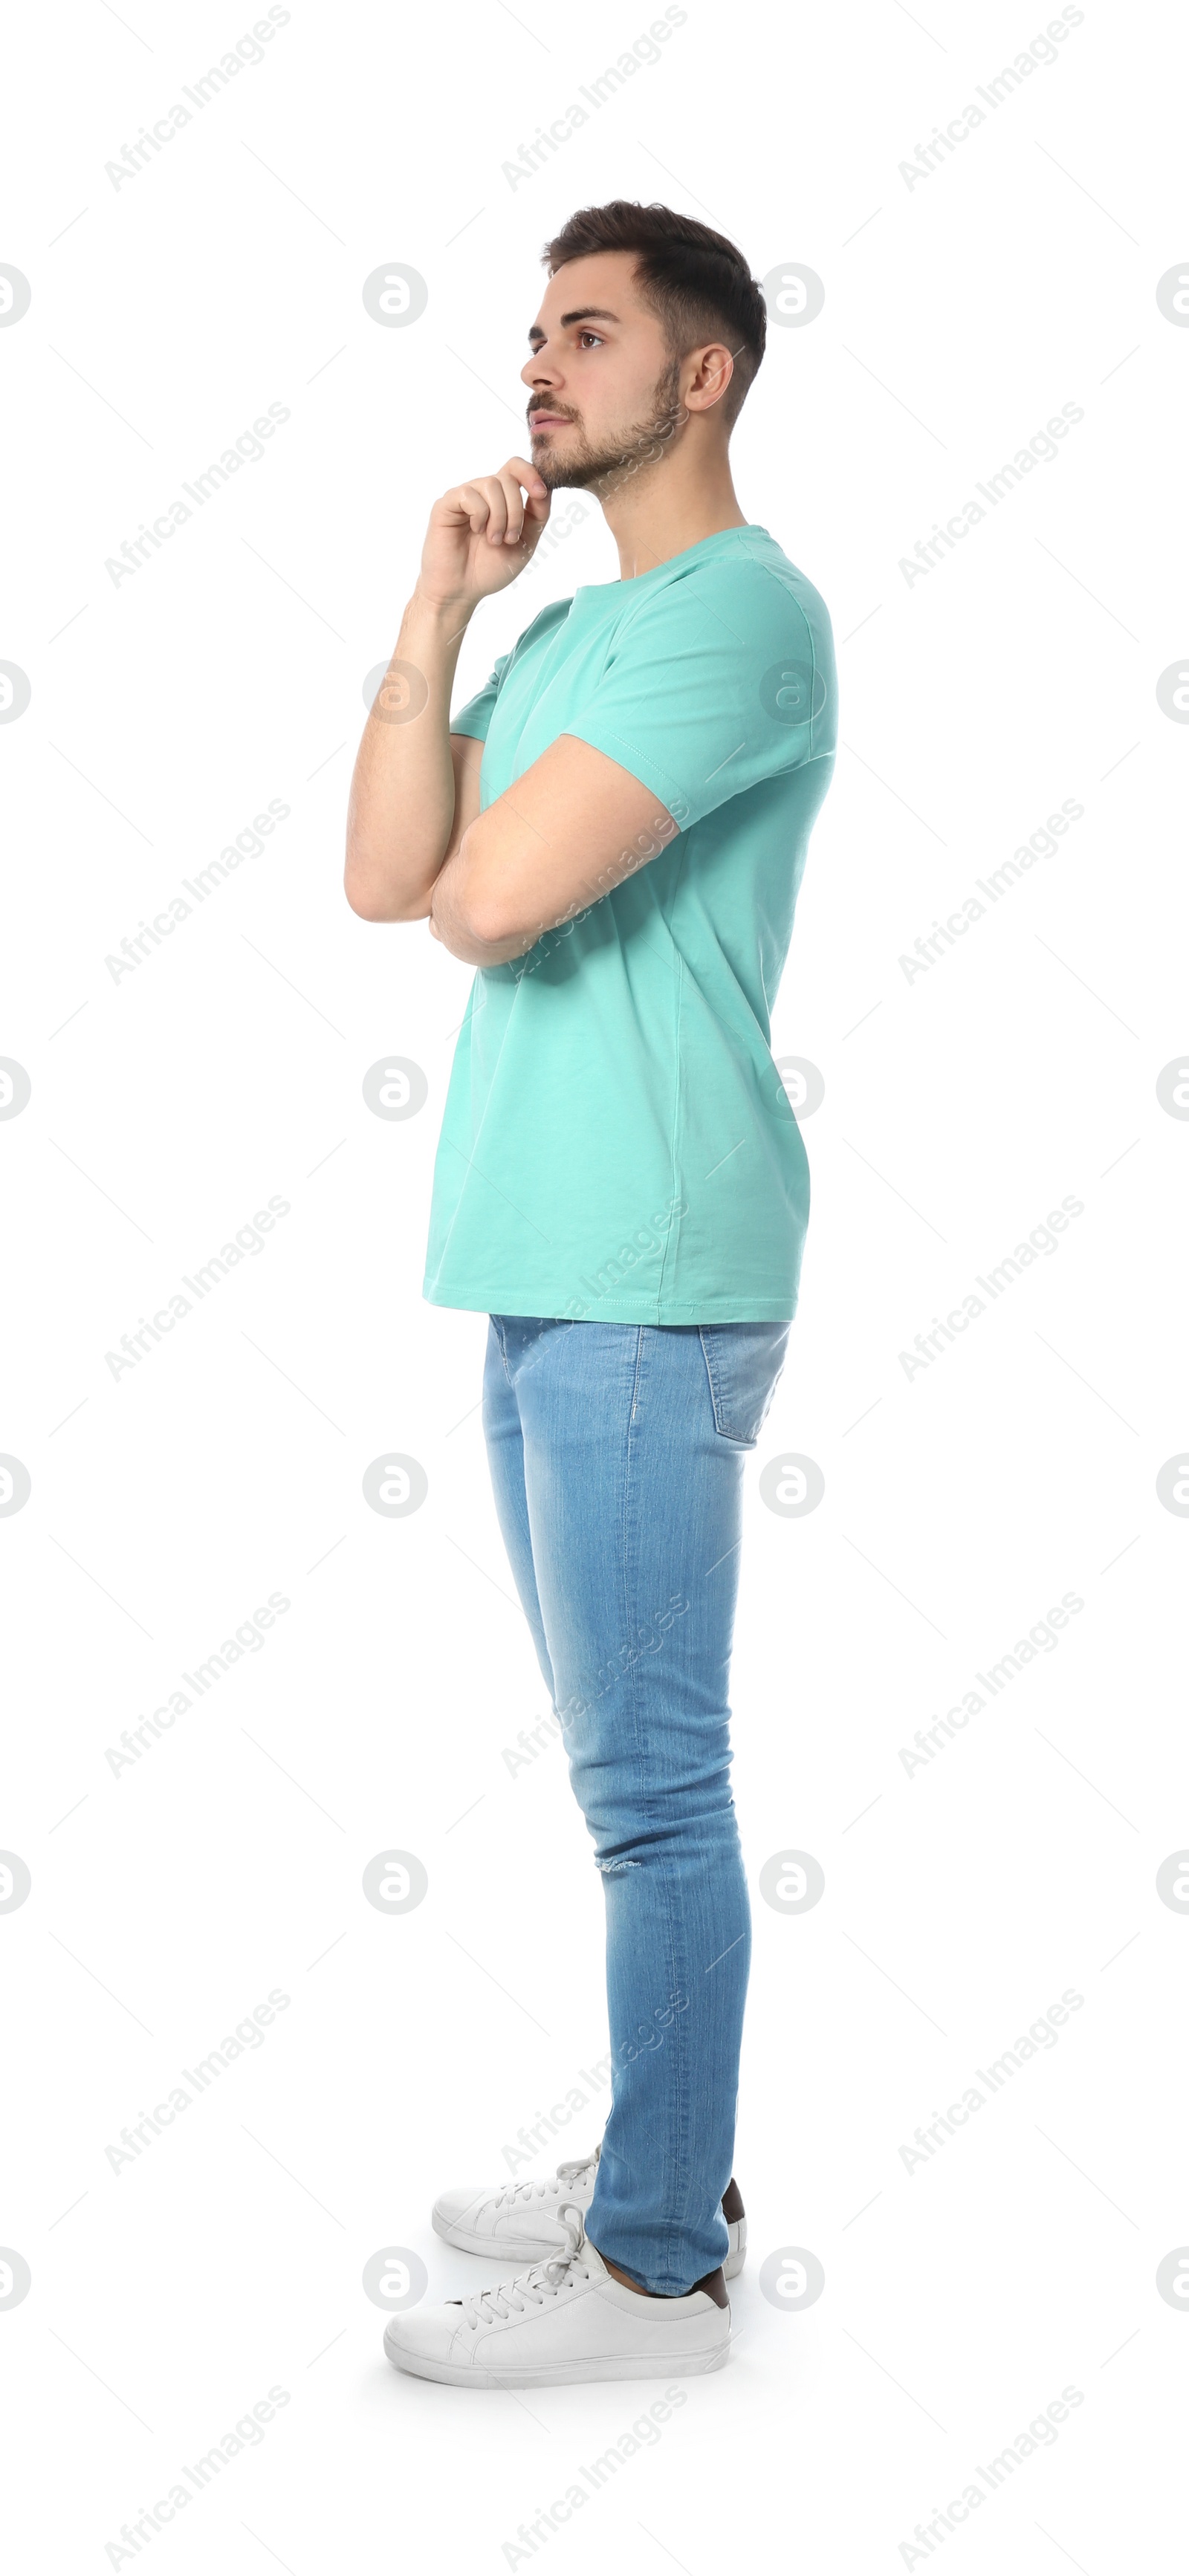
[596,440,747,582]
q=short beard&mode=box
[532,356,685,496]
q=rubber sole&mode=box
[431,2210,747,2280]
[384,2326,731,2387]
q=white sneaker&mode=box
[385,2207,731,2388]
[432,2144,748,2279]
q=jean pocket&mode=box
[698,1323,791,1445]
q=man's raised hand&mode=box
[418,458,551,612]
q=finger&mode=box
[496,467,537,547]
[453,481,496,539]
[505,455,551,522]
[475,476,509,546]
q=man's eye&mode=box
[578,331,603,348]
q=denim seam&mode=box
[629,1332,693,2294]
[697,1326,726,1435]
[485,1322,556,1707]
[699,1326,755,1442]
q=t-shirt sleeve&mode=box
[561,562,837,832]
[450,649,512,743]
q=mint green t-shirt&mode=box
[423,523,836,1324]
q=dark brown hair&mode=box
[542,200,766,429]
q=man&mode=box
[346,199,836,2387]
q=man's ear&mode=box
[685,343,735,414]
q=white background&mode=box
[3,0,1188,2568]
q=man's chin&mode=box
[534,441,654,495]
[534,455,603,493]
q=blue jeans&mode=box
[483,1314,790,2294]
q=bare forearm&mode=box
[344,455,550,927]
[344,591,471,921]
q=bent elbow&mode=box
[343,851,431,924]
[449,848,534,951]
[343,875,382,921]
[455,892,523,949]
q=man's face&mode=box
[521,251,683,493]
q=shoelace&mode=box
[461,2207,589,2329]
[487,2145,599,2210]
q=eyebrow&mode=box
[527,307,621,347]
